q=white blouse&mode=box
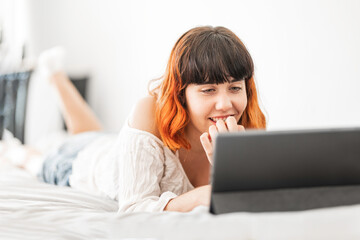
[69,119,194,213]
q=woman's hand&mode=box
[194,184,212,207]
[200,116,245,165]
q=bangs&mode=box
[179,30,254,87]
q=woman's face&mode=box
[184,79,247,137]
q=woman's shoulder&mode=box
[128,95,161,140]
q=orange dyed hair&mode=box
[150,26,266,151]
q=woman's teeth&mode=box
[209,117,230,122]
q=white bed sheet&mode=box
[1,158,360,240]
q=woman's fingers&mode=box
[215,119,227,133]
[208,125,218,143]
[200,132,213,165]
[212,116,244,134]
[225,116,238,132]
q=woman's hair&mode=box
[150,26,266,151]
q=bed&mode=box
[1,151,360,240]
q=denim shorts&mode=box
[38,131,106,187]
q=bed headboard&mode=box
[0,71,32,143]
[0,72,88,143]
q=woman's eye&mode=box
[230,87,242,92]
[201,89,215,93]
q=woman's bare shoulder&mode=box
[129,95,161,139]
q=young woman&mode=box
[4,26,266,213]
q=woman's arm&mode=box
[164,185,211,212]
[129,96,212,213]
[166,117,245,212]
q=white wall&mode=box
[21,0,360,135]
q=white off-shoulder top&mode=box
[69,119,194,213]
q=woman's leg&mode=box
[50,72,103,134]
[2,70,104,176]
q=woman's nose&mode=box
[215,94,232,111]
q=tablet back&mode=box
[210,127,360,214]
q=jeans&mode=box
[38,131,105,186]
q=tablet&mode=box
[210,127,360,214]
